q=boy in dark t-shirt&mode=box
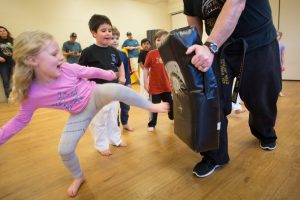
[138,38,151,65]
[138,38,151,99]
[79,14,127,156]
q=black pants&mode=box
[148,92,174,127]
[0,62,13,98]
[201,40,281,164]
[119,102,130,125]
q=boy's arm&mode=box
[143,67,149,92]
[143,51,152,92]
[139,62,145,70]
[118,63,126,85]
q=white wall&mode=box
[0,0,172,102]
[1,0,171,49]
[171,12,186,29]
[167,0,183,14]
[0,0,299,102]
[277,0,300,80]
[270,0,300,80]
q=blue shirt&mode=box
[62,41,82,63]
[122,39,139,58]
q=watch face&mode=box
[210,44,218,53]
[204,42,218,54]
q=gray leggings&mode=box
[58,83,151,178]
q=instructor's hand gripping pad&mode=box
[158,26,220,152]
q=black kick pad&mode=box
[158,26,220,152]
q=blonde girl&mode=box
[0,31,169,197]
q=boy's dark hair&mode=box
[112,26,120,37]
[88,14,112,32]
[141,38,150,45]
[154,30,169,41]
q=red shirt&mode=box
[144,49,172,94]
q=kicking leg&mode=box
[92,84,169,113]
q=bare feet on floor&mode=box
[279,91,285,97]
[149,102,169,113]
[147,127,154,132]
[67,176,85,197]
[117,141,128,147]
[100,149,112,156]
[123,124,134,132]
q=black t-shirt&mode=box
[79,44,121,84]
[183,0,277,50]
[0,38,14,64]
[138,50,149,64]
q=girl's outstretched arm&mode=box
[0,106,34,145]
[68,63,116,81]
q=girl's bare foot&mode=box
[149,102,169,113]
[123,124,134,131]
[100,149,112,156]
[67,176,85,197]
[117,141,128,147]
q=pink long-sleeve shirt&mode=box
[0,63,115,144]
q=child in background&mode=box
[138,38,151,99]
[0,30,169,197]
[277,31,286,97]
[143,30,174,132]
[79,14,126,156]
[111,26,134,131]
[0,26,14,99]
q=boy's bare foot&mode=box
[100,149,112,156]
[279,92,285,97]
[67,176,85,197]
[147,127,154,132]
[117,141,128,147]
[123,124,134,131]
[149,102,169,113]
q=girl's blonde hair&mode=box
[9,31,54,104]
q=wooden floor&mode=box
[0,81,299,200]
